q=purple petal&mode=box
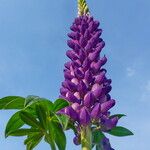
[95,72,105,83]
[100,55,107,66]
[64,71,73,80]
[88,51,99,61]
[91,103,101,119]
[78,80,87,94]
[101,100,116,113]
[83,92,95,107]
[67,40,75,49]
[79,35,87,47]
[79,107,90,126]
[84,70,93,83]
[65,106,78,121]
[74,68,84,79]
[60,87,68,96]
[72,103,81,112]
[66,91,80,103]
[92,83,103,98]
[66,50,78,60]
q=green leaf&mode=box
[53,99,69,112]
[49,122,66,150]
[0,96,25,109]
[5,111,24,137]
[35,104,47,129]
[110,114,126,119]
[25,133,43,150]
[19,111,41,129]
[8,128,40,137]
[92,130,105,144]
[108,126,134,137]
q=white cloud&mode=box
[126,67,135,77]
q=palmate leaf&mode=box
[5,111,24,137]
[107,126,134,137]
[53,99,69,112]
[0,96,25,109]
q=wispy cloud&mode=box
[126,67,135,77]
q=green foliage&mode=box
[107,126,134,137]
[0,95,68,150]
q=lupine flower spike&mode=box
[59,0,121,149]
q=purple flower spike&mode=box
[101,100,116,113]
[79,107,90,126]
[60,13,118,134]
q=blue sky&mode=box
[0,0,150,149]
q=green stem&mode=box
[81,125,92,150]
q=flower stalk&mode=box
[81,125,92,150]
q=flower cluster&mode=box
[59,15,118,146]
